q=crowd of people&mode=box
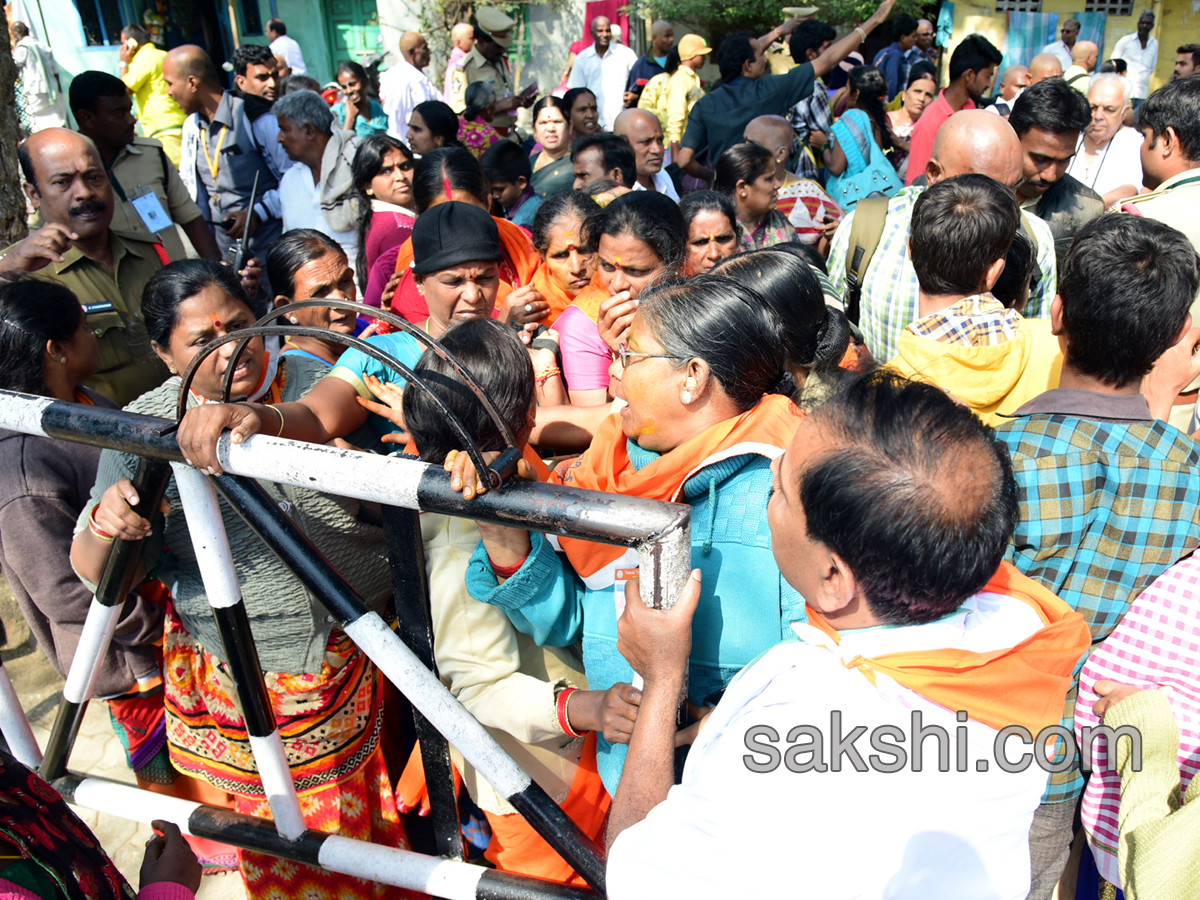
[3,3,1200,898]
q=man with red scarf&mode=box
[606,370,1090,899]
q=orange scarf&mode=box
[552,394,802,577]
[565,273,609,325]
[392,215,542,308]
[531,263,580,328]
[804,561,1091,735]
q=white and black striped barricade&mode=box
[170,463,309,840]
[0,390,693,896]
[51,772,597,900]
[0,657,42,769]
[169,305,527,861]
[38,458,173,782]
[378,503,466,861]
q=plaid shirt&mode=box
[907,293,1022,345]
[788,78,833,181]
[829,187,1057,361]
[996,391,1200,802]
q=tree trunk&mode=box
[0,5,29,246]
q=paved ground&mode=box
[0,581,246,900]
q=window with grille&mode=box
[74,0,124,45]
[1085,0,1133,15]
[994,0,1043,11]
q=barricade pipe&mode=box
[52,774,599,900]
[39,458,172,782]
[211,472,607,890]
[171,464,308,841]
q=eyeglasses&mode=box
[617,342,687,368]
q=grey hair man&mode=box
[1066,73,1143,206]
[275,91,364,264]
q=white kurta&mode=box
[279,163,359,287]
[608,591,1052,900]
[567,43,638,131]
[378,60,443,141]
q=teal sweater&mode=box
[466,441,805,794]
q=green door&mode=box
[324,0,381,66]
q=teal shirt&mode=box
[466,442,805,795]
[330,331,423,437]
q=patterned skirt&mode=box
[162,606,423,899]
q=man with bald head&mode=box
[2,129,168,403]
[444,23,475,98]
[1043,18,1080,72]
[165,44,284,265]
[1028,53,1063,85]
[1064,40,1098,93]
[745,114,841,244]
[626,20,674,106]
[830,109,1057,360]
[613,108,678,198]
[988,65,1031,118]
[379,31,442,140]
[568,16,638,130]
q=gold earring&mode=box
[59,356,67,364]
[366,188,374,196]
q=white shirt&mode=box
[378,60,443,141]
[1067,126,1144,200]
[270,34,308,77]
[567,43,638,130]
[608,591,1051,900]
[1043,39,1074,73]
[1112,32,1159,99]
[631,169,680,200]
[279,163,358,281]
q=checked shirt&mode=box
[996,389,1200,802]
[828,186,1056,361]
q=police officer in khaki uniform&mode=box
[1116,76,1200,430]
[70,71,221,264]
[5,128,169,405]
[447,7,535,131]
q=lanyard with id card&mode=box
[130,187,173,234]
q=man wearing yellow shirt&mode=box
[664,35,709,157]
[118,25,185,166]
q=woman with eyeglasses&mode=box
[449,273,804,796]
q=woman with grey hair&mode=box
[458,80,503,159]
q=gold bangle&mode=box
[264,403,285,437]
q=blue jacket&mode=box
[466,443,805,794]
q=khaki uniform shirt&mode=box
[107,137,203,263]
[448,47,516,129]
[3,230,169,405]
[1120,169,1200,392]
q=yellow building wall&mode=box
[946,0,1195,94]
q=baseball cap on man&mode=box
[412,202,504,274]
[678,34,711,61]
[475,7,515,48]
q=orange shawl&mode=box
[563,273,609,325]
[392,215,542,308]
[531,263,580,327]
[551,394,802,577]
[804,561,1091,736]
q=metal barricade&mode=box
[0,311,691,900]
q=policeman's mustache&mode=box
[69,199,108,217]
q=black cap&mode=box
[411,202,504,274]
